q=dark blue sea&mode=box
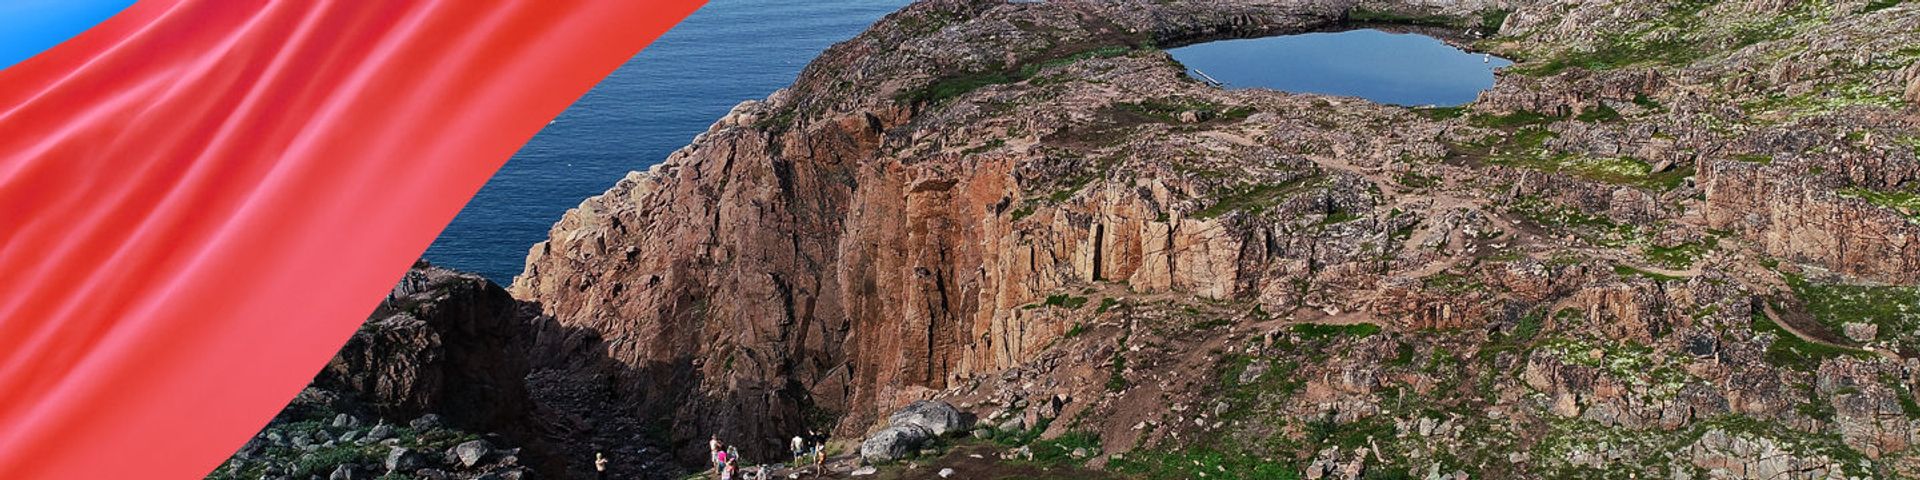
[1168,29,1512,107]
[425,0,913,283]
[429,10,1511,283]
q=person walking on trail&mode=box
[710,435,724,474]
[721,458,737,480]
[791,435,805,465]
[594,452,609,480]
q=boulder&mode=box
[1008,445,1033,461]
[1238,361,1270,384]
[1843,322,1877,343]
[328,464,359,480]
[386,447,426,472]
[997,417,1026,433]
[455,439,494,467]
[410,413,444,430]
[887,401,964,436]
[851,466,878,476]
[365,423,395,443]
[859,424,933,462]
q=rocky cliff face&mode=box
[314,264,538,433]
[212,263,710,480]
[511,0,1920,478]
[209,263,558,480]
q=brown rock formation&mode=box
[1700,159,1920,282]
[499,0,1920,477]
[508,0,1428,461]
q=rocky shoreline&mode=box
[216,0,1919,478]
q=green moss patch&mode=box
[1111,448,1303,480]
[1508,196,1645,248]
[1784,272,1920,355]
[1193,174,1323,219]
[1749,307,1875,371]
[1574,104,1622,122]
[1838,187,1920,221]
[1115,98,1256,123]
[1862,0,1909,13]
[1642,238,1714,269]
[1470,111,1565,128]
[1044,293,1091,309]
[901,45,1137,105]
[1412,106,1468,120]
[1292,323,1382,340]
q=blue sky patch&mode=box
[0,0,137,71]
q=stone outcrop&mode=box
[486,0,1920,478]
[507,0,1416,462]
[313,264,536,433]
[1700,158,1920,282]
[1687,428,1843,480]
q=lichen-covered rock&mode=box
[888,401,965,436]
[860,424,933,463]
[1687,428,1841,480]
[385,447,426,473]
[455,440,493,468]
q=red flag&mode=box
[0,1,705,478]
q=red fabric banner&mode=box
[0,1,705,478]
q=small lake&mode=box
[1166,29,1513,107]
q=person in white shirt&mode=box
[709,435,724,475]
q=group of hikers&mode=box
[593,431,827,480]
[708,432,827,480]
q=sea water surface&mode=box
[1167,29,1513,107]
[425,0,913,283]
